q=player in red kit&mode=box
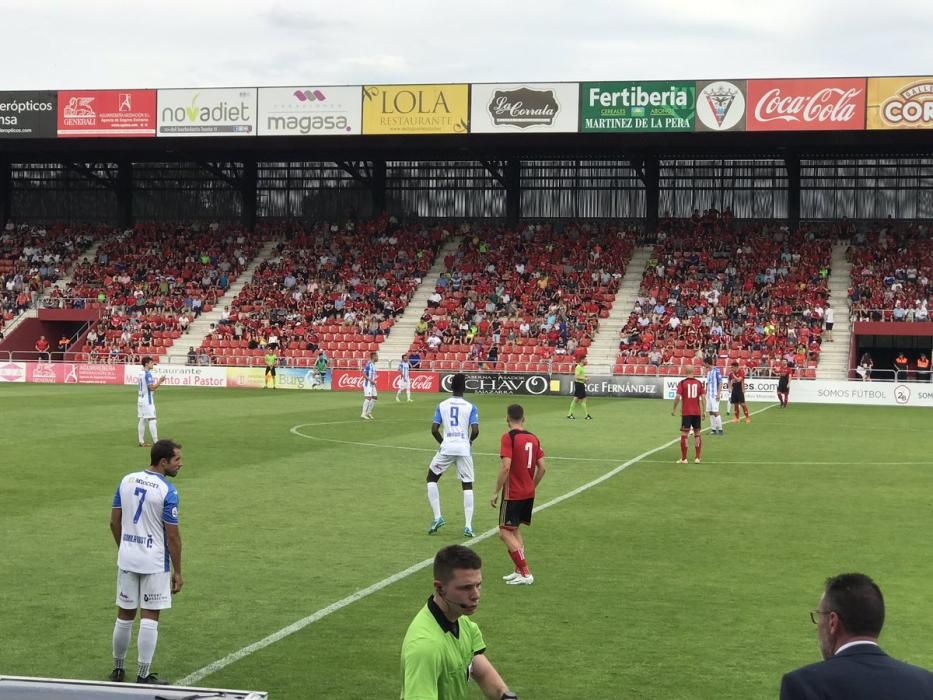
[672,366,707,464]
[491,404,547,586]
[729,361,751,423]
[776,360,792,408]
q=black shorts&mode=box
[681,415,701,432]
[777,376,790,392]
[574,382,586,399]
[825,322,834,330]
[500,498,534,528]
[265,367,276,376]
[730,388,745,404]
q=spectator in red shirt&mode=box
[35,335,50,361]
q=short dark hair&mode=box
[451,373,466,395]
[150,439,182,466]
[141,356,153,366]
[507,404,524,422]
[824,573,885,637]
[434,545,482,583]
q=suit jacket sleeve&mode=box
[780,670,819,700]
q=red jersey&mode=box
[499,430,545,501]
[729,368,746,387]
[676,377,705,416]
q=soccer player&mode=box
[108,439,184,684]
[427,373,479,537]
[400,545,517,700]
[567,357,592,420]
[491,404,546,586]
[263,348,278,389]
[312,351,329,390]
[672,365,706,464]
[729,361,751,423]
[361,351,378,420]
[396,353,413,402]
[704,358,725,435]
[777,360,792,408]
[136,356,164,447]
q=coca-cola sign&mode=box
[331,369,438,393]
[746,78,866,131]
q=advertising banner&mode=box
[25,362,66,383]
[746,78,866,131]
[57,90,157,137]
[157,88,257,137]
[258,86,362,136]
[867,77,933,129]
[557,374,664,398]
[126,363,226,388]
[470,83,578,133]
[361,84,469,135]
[331,369,438,393]
[695,80,747,132]
[439,372,551,396]
[72,363,124,384]
[0,91,57,138]
[580,81,695,132]
[226,366,332,390]
[0,362,26,382]
[663,377,778,402]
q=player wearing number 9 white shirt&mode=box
[136,356,165,447]
[426,373,479,538]
[108,439,183,685]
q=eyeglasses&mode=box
[810,610,834,624]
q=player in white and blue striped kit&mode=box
[396,353,413,403]
[108,439,184,685]
[704,358,725,435]
[136,356,164,447]
[361,351,378,420]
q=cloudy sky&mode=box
[3,0,929,90]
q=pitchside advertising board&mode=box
[867,76,933,130]
[257,86,362,136]
[57,90,157,137]
[580,81,696,132]
[745,78,866,131]
[331,369,438,393]
[225,366,332,390]
[556,374,664,398]
[157,88,257,137]
[470,83,579,133]
[439,372,552,396]
[0,91,57,138]
[361,84,469,135]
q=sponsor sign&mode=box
[0,362,26,382]
[0,91,57,138]
[57,89,157,137]
[331,369,438,393]
[558,374,664,398]
[746,78,866,131]
[470,83,578,133]
[439,372,550,396]
[361,84,469,135]
[25,362,66,383]
[158,88,257,137]
[580,81,695,132]
[867,77,933,129]
[663,377,778,402]
[695,80,747,132]
[72,363,124,384]
[126,363,226,388]
[258,86,362,136]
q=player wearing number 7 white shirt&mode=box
[426,373,479,538]
[108,439,183,685]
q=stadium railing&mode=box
[848,366,932,382]
[846,307,932,323]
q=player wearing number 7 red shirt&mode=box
[491,404,547,586]
[672,366,707,464]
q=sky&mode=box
[2,0,930,90]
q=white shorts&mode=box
[706,396,722,413]
[116,569,172,610]
[364,385,378,399]
[429,452,475,483]
[397,379,410,389]
[137,400,156,419]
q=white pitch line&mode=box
[178,403,778,686]
[641,459,933,466]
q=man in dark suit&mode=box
[780,573,933,699]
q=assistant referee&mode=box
[401,545,518,700]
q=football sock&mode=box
[427,482,441,520]
[463,489,474,529]
[148,420,158,443]
[742,405,750,418]
[137,419,146,444]
[567,400,575,417]
[137,619,158,679]
[734,406,740,420]
[680,435,688,460]
[406,388,411,400]
[509,548,530,577]
[396,389,402,400]
[112,618,133,669]
[361,399,369,415]
[695,435,702,459]
[716,415,723,431]
[581,400,589,416]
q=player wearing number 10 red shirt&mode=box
[672,366,707,464]
[491,404,547,586]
